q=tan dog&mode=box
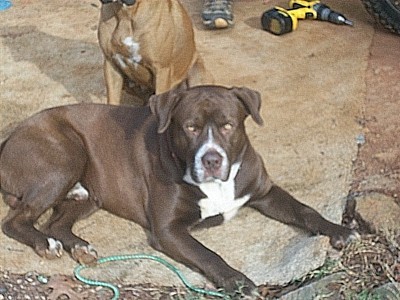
[98,0,210,105]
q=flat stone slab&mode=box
[355,192,400,232]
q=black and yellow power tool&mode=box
[261,0,353,35]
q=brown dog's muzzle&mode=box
[201,150,223,179]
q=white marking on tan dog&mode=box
[113,38,142,70]
[114,53,127,69]
[66,182,89,201]
[123,37,142,66]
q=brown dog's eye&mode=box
[186,125,199,135]
[220,123,233,135]
[223,123,233,131]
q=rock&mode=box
[279,273,344,300]
[370,282,400,299]
[355,192,400,232]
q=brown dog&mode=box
[98,0,210,105]
[0,86,356,295]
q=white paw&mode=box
[46,238,63,258]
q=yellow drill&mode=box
[261,0,353,35]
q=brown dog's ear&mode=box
[231,87,264,126]
[149,89,181,133]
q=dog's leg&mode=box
[1,184,70,260]
[104,59,123,105]
[42,195,99,265]
[149,226,256,295]
[248,185,358,249]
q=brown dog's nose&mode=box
[202,151,222,171]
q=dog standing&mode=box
[0,86,356,295]
[98,0,210,104]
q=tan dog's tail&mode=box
[186,55,214,88]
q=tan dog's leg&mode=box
[104,59,123,105]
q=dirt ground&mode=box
[0,0,399,299]
[351,30,400,201]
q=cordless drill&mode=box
[261,0,353,35]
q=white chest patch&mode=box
[115,37,142,69]
[194,163,251,221]
[198,184,250,221]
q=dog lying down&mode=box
[0,85,357,296]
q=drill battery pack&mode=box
[261,7,298,35]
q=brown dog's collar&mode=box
[100,0,136,6]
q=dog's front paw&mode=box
[330,228,360,250]
[35,238,64,259]
[218,274,257,298]
[71,244,98,265]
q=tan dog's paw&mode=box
[71,244,98,265]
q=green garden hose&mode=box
[74,253,229,299]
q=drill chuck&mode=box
[313,3,353,25]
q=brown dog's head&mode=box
[150,85,263,184]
